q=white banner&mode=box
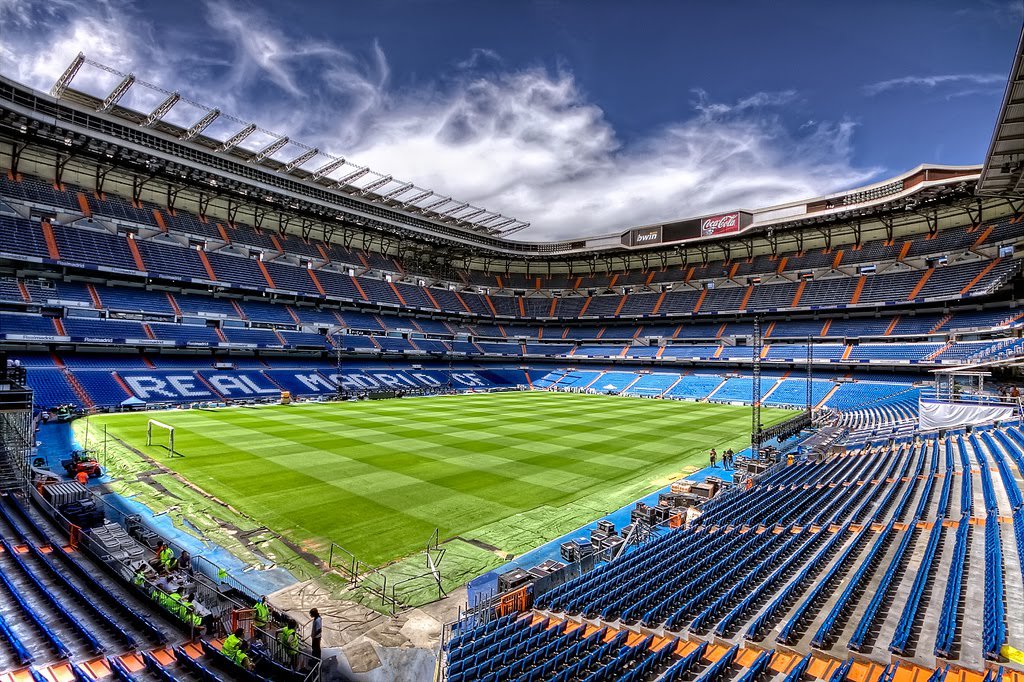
[919,399,1016,431]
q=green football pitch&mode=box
[88,392,790,568]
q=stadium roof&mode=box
[50,54,531,238]
[977,24,1024,199]
[0,50,1015,268]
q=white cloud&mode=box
[0,0,878,240]
[863,73,1005,97]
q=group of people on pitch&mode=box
[708,447,736,469]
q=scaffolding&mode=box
[0,361,33,493]
[750,316,762,459]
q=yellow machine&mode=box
[280,391,292,405]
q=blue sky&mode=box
[0,0,1020,239]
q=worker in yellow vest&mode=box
[221,628,244,660]
[159,545,175,573]
[253,595,271,630]
[279,617,300,667]
[234,641,255,670]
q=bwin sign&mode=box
[631,226,663,246]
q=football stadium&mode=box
[2,7,1024,682]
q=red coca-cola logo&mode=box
[700,213,740,235]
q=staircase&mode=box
[703,377,730,402]
[64,370,95,411]
[930,314,952,333]
[760,378,785,402]
[924,341,954,362]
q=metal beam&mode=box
[421,196,452,212]
[99,73,136,112]
[142,92,180,127]
[500,221,530,236]
[50,53,85,98]
[440,202,469,217]
[310,157,346,181]
[248,136,289,164]
[488,217,516,232]
[401,190,433,207]
[216,123,257,152]
[458,208,486,221]
[180,109,221,141]
[334,167,370,187]
[358,174,392,195]
[382,182,414,200]
[283,147,319,172]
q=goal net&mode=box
[146,419,176,456]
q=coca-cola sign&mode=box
[700,212,740,236]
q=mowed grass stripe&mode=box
[91,393,790,565]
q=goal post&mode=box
[146,419,175,456]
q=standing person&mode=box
[279,617,300,668]
[177,549,192,573]
[159,544,176,574]
[709,448,717,468]
[151,542,166,572]
[309,608,322,660]
[253,595,271,632]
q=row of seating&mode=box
[2,208,1020,319]
[7,171,1022,297]
[9,309,1014,366]
[467,424,1024,678]
[19,359,932,415]
[0,495,176,675]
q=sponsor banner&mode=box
[700,212,741,237]
[98,265,143,276]
[3,333,63,341]
[0,251,44,263]
[629,225,663,247]
[919,400,1016,431]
